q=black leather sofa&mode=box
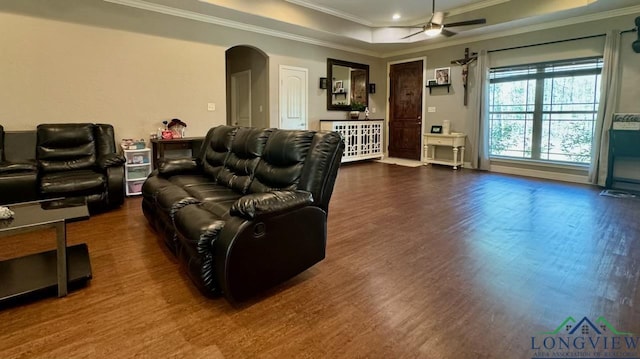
[0,125,39,204]
[0,123,125,211]
[142,125,344,302]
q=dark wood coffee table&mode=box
[0,198,91,305]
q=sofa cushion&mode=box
[198,198,238,219]
[202,125,236,179]
[36,124,97,173]
[169,174,216,188]
[184,183,242,203]
[0,161,37,174]
[174,203,226,294]
[142,173,173,199]
[297,131,344,211]
[248,130,315,193]
[40,170,105,195]
[216,127,272,193]
[156,186,192,214]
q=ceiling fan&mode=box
[400,0,487,39]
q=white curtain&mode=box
[589,30,621,185]
[469,49,490,170]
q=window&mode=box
[488,57,602,164]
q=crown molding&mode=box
[285,0,374,27]
[103,0,382,57]
[102,0,640,59]
[446,0,510,17]
[382,4,640,58]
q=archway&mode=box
[225,45,269,128]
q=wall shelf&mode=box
[426,83,451,94]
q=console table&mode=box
[320,119,384,163]
[151,137,205,167]
[423,133,466,170]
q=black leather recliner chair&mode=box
[0,125,39,204]
[142,125,344,302]
[35,123,126,210]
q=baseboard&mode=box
[490,164,590,184]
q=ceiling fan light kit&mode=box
[424,23,443,37]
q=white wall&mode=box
[0,0,386,144]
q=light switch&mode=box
[259,105,263,112]
[207,103,216,111]
[371,107,376,113]
[428,107,436,113]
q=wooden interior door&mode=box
[389,60,423,160]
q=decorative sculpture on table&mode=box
[167,118,187,139]
[0,206,15,219]
[158,119,188,139]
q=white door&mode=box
[231,70,251,127]
[279,65,308,130]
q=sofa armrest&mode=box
[0,161,37,174]
[97,153,126,169]
[105,166,125,207]
[157,157,200,177]
[230,190,314,220]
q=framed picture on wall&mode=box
[434,67,450,85]
[334,80,344,93]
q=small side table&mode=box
[151,137,205,167]
[423,133,466,170]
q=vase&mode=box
[349,111,360,120]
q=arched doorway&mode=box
[225,45,269,128]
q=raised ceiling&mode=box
[284,0,498,27]
[105,0,640,56]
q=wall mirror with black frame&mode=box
[327,58,369,111]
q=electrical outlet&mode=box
[207,103,216,111]
[428,107,436,113]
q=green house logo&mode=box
[539,316,633,336]
[530,316,639,359]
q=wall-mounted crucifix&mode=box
[451,47,478,106]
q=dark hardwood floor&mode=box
[1,162,639,358]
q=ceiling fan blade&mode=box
[441,28,457,37]
[401,29,426,39]
[432,11,445,26]
[427,13,435,25]
[444,18,487,27]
